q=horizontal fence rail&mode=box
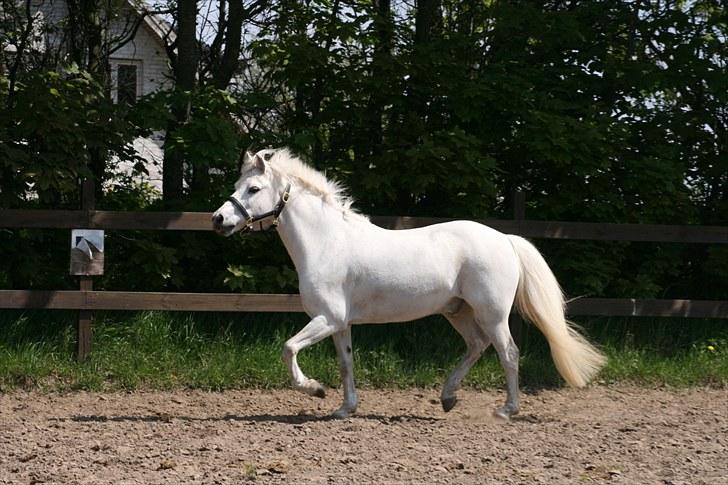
[0,290,305,312]
[0,209,212,231]
[566,297,728,319]
[1,290,727,319]
[2,209,728,243]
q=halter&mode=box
[227,183,291,232]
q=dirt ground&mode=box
[1,386,726,484]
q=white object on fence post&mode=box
[70,229,105,276]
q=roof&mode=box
[128,0,177,46]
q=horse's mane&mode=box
[265,149,368,221]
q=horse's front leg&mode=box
[282,315,338,399]
[331,327,358,418]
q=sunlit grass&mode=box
[0,310,726,392]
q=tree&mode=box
[157,0,268,205]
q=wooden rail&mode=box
[1,290,727,319]
[2,209,728,243]
[0,290,305,312]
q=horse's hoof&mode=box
[332,407,355,419]
[313,386,326,399]
[493,408,510,421]
[441,396,458,413]
[494,406,518,421]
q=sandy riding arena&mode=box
[1,386,726,484]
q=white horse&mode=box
[213,148,606,420]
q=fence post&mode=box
[77,178,95,362]
[509,190,525,349]
[78,278,93,362]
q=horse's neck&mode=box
[276,190,347,271]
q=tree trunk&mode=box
[415,0,442,46]
[82,0,110,202]
[211,0,244,89]
[187,0,245,197]
[6,0,34,107]
[395,0,441,211]
[163,0,198,206]
[410,0,441,119]
[366,0,393,155]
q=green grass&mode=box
[0,310,726,392]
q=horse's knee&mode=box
[281,342,295,363]
[337,363,351,379]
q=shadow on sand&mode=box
[63,412,443,425]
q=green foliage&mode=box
[225,264,298,293]
[156,87,241,201]
[0,66,139,207]
[0,65,145,291]
[0,229,70,290]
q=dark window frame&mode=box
[117,64,138,105]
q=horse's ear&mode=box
[240,150,264,173]
[238,150,255,173]
[251,153,266,173]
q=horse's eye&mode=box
[248,186,261,194]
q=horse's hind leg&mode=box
[480,316,520,420]
[441,304,490,412]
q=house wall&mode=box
[31,0,69,53]
[110,19,172,98]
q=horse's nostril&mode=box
[213,213,224,226]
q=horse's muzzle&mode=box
[212,213,234,236]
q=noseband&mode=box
[227,183,291,232]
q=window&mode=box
[117,64,138,105]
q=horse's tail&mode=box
[508,235,606,387]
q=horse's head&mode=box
[212,149,290,236]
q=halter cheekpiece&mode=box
[227,183,291,232]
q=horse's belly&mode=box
[345,240,463,323]
[348,286,456,324]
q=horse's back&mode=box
[360,219,515,273]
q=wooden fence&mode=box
[2,190,728,360]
